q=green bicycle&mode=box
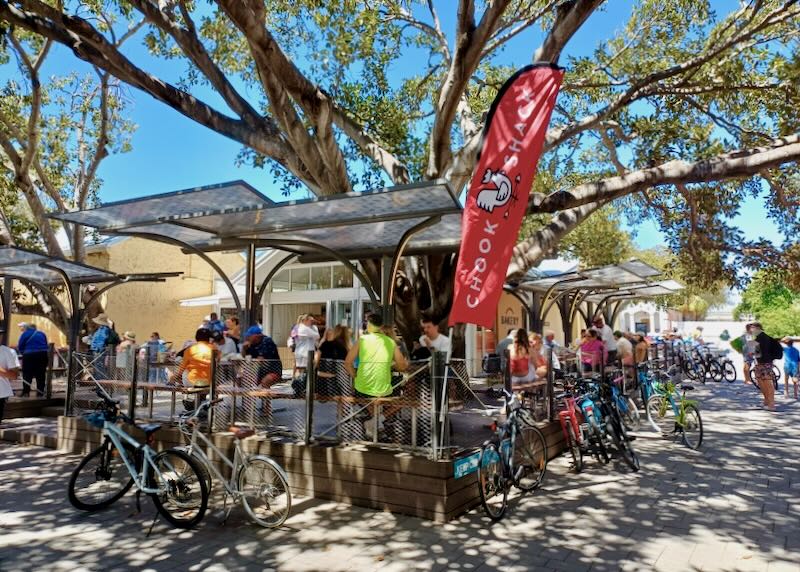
[646,381,703,450]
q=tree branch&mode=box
[426,0,511,178]
[530,134,800,213]
[0,0,311,185]
[507,201,605,280]
[533,0,605,63]
[543,0,800,150]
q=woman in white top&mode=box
[294,314,321,371]
[0,343,21,424]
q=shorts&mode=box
[754,363,774,384]
[785,363,798,377]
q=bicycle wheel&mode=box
[710,361,724,382]
[590,424,610,464]
[700,362,717,384]
[68,439,134,511]
[722,361,737,383]
[513,422,547,491]
[680,404,704,450]
[622,397,641,431]
[566,423,583,473]
[148,449,209,529]
[646,395,676,436]
[606,415,640,472]
[478,442,507,521]
[238,455,292,528]
[174,446,213,495]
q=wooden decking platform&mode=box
[56,414,566,522]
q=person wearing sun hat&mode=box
[85,313,116,379]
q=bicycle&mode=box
[646,381,703,449]
[748,363,781,389]
[556,377,609,472]
[177,398,292,528]
[68,385,209,529]
[595,378,640,472]
[477,389,548,521]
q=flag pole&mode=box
[438,327,455,455]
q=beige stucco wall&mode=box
[84,238,243,347]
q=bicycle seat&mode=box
[680,384,695,391]
[140,423,162,436]
[230,426,255,440]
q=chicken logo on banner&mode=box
[475,168,521,218]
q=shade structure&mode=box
[51,180,462,250]
[514,259,664,294]
[53,180,270,231]
[51,179,463,264]
[0,246,117,286]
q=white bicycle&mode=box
[177,398,292,528]
[68,385,209,529]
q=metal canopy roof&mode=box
[514,259,663,293]
[52,181,270,231]
[0,246,180,287]
[512,259,683,302]
[49,179,463,260]
[0,246,117,285]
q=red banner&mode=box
[449,64,563,328]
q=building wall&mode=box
[85,238,243,346]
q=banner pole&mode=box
[438,327,455,457]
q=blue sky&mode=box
[16,1,778,251]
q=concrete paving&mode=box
[0,380,799,572]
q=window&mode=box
[290,268,310,291]
[310,266,332,290]
[333,265,353,288]
[271,269,290,292]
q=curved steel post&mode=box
[253,253,295,311]
[113,231,243,314]
[387,215,441,307]
[1,273,71,336]
[537,276,585,321]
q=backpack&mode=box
[106,329,121,347]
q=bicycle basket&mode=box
[84,411,106,428]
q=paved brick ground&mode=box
[0,381,799,572]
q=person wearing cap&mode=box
[242,325,282,387]
[782,337,799,399]
[293,314,320,377]
[212,330,238,359]
[17,322,48,397]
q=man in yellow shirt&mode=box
[171,328,215,410]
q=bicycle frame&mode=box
[183,424,247,500]
[557,395,585,446]
[101,420,163,495]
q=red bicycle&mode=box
[557,378,610,473]
[557,393,585,472]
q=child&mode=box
[782,337,799,399]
